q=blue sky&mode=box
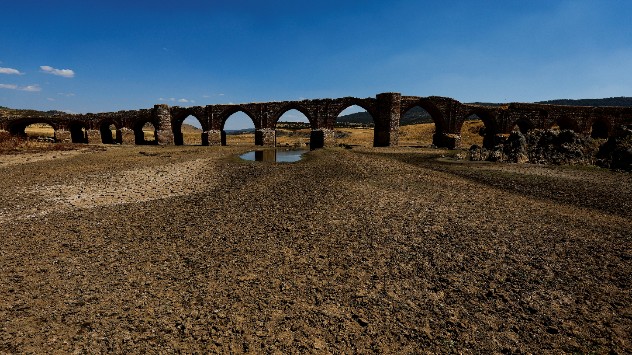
[1,0,631,129]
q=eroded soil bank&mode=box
[1,145,630,353]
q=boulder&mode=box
[596,126,632,171]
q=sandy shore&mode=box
[1,145,630,353]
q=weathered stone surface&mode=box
[526,129,600,165]
[597,126,632,171]
[470,129,602,165]
[1,92,630,149]
[207,130,222,146]
[255,128,276,146]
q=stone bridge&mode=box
[1,92,631,149]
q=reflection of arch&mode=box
[99,120,121,144]
[69,121,89,143]
[590,118,610,139]
[272,104,314,128]
[133,119,158,145]
[555,115,580,132]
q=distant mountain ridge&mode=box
[535,97,632,107]
[470,97,632,107]
[337,106,433,126]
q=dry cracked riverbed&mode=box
[0,145,630,353]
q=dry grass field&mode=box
[15,121,487,148]
[23,123,55,139]
[223,121,485,148]
[0,143,630,353]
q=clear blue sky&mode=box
[1,0,631,120]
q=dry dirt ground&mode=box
[0,144,630,353]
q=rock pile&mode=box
[596,126,632,171]
[470,129,604,166]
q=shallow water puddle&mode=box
[240,149,308,163]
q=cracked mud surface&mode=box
[1,145,630,353]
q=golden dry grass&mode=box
[24,124,55,139]
[14,120,487,148]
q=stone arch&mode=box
[272,104,315,128]
[331,103,377,147]
[99,120,121,144]
[274,106,313,148]
[133,119,158,145]
[171,111,206,146]
[400,99,446,147]
[7,118,58,141]
[513,118,535,134]
[554,115,580,132]
[332,99,377,121]
[590,118,611,139]
[461,107,498,148]
[220,107,258,130]
[400,99,445,131]
[68,121,89,143]
[220,108,258,146]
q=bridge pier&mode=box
[374,92,401,147]
[115,129,123,144]
[255,128,276,146]
[310,129,335,149]
[154,104,174,145]
[55,129,71,143]
[87,129,101,144]
[207,130,222,145]
[200,131,209,146]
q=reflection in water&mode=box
[240,149,307,163]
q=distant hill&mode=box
[225,128,255,135]
[336,106,432,126]
[181,123,201,132]
[536,97,632,107]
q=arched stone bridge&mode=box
[1,92,631,149]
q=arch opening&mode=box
[591,119,610,139]
[276,109,311,148]
[399,105,437,147]
[334,105,374,146]
[222,111,256,146]
[514,119,535,135]
[100,122,119,144]
[462,109,499,148]
[555,116,579,132]
[174,115,204,145]
[460,114,485,147]
[68,122,88,144]
[24,122,56,142]
[134,121,158,145]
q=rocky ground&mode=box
[0,145,630,353]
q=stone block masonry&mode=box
[1,93,630,149]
